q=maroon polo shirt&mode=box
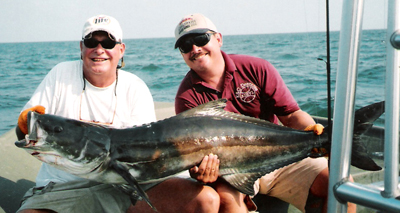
[175,51,300,124]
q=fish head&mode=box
[15,111,111,176]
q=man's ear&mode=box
[119,43,126,58]
[79,41,83,59]
[216,33,223,47]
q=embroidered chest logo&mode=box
[235,83,258,103]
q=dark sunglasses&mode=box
[83,35,121,49]
[178,33,214,53]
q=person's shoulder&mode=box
[228,54,270,65]
[229,54,273,70]
[182,70,194,81]
[50,60,81,73]
[118,70,148,86]
[47,60,81,77]
[228,53,263,60]
[177,71,196,88]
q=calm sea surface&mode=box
[0,30,387,135]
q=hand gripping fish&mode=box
[15,99,384,211]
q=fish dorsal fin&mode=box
[177,99,283,128]
[177,99,227,118]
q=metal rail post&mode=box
[328,0,400,212]
[327,0,365,212]
[383,0,400,199]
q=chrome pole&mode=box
[327,0,365,212]
[383,0,400,198]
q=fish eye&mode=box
[54,126,63,133]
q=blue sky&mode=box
[0,0,387,43]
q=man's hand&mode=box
[304,123,324,135]
[18,105,45,135]
[189,153,220,183]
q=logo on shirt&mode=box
[235,83,258,103]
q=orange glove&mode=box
[18,105,45,135]
[304,123,324,135]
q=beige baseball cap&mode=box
[174,13,218,48]
[82,15,123,41]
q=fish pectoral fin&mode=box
[221,172,263,195]
[110,161,158,212]
[112,184,141,205]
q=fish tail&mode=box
[350,101,385,171]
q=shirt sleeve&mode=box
[131,85,156,125]
[262,61,300,116]
[22,65,59,113]
[125,74,156,126]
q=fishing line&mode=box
[301,0,331,141]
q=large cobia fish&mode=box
[15,99,384,211]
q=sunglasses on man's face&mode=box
[178,33,214,54]
[83,36,121,49]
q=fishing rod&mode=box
[318,0,332,141]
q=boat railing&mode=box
[327,0,400,212]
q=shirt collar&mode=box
[221,51,236,75]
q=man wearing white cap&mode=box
[16,14,221,213]
[15,15,158,212]
[174,13,355,213]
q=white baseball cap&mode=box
[174,13,218,48]
[82,15,123,41]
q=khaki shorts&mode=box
[253,157,328,212]
[17,180,159,213]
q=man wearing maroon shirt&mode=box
[174,13,355,213]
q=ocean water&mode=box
[0,30,387,135]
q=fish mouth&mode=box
[15,111,41,148]
[14,139,61,159]
[31,151,61,158]
[15,138,37,148]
